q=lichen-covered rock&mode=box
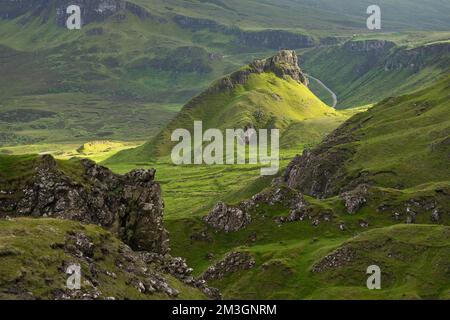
[142,253,221,300]
[201,252,256,281]
[340,184,369,214]
[203,202,251,233]
[312,247,356,273]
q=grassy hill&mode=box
[107,50,347,162]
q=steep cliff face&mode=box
[384,42,450,71]
[0,154,169,254]
[0,0,156,26]
[172,14,316,50]
[235,29,315,50]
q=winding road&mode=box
[306,74,338,108]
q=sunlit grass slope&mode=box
[108,70,346,162]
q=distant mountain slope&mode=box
[107,50,346,162]
[301,40,450,108]
[0,1,449,145]
[132,0,450,33]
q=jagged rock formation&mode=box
[203,202,251,233]
[201,252,256,281]
[212,50,308,92]
[0,217,216,300]
[0,154,169,254]
[60,230,180,299]
[340,184,369,214]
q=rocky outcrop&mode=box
[384,42,450,72]
[0,155,223,299]
[0,155,169,254]
[142,253,221,299]
[312,246,355,273]
[201,252,256,281]
[59,231,179,299]
[340,184,369,214]
[203,202,251,233]
[280,136,357,199]
[204,186,310,232]
[212,50,307,92]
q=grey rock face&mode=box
[172,15,316,50]
[212,50,308,92]
[203,202,251,233]
[142,253,221,300]
[340,184,369,214]
[1,155,169,254]
[343,40,395,53]
[201,252,256,281]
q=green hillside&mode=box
[0,217,206,300]
[107,50,346,162]
[283,76,450,194]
